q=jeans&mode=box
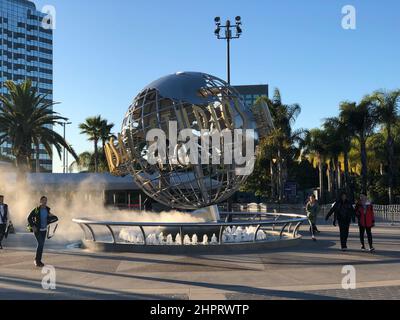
[309,223,318,236]
[34,231,47,263]
[0,224,6,244]
[338,220,350,249]
[359,226,373,248]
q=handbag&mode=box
[47,214,59,239]
[4,221,15,239]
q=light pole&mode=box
[60,121,72,174]
[214,16,243,85]
[66,144,72,173]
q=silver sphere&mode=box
[120,72,269,210]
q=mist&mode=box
[0,169,207,245]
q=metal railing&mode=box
[231,202,400,225]
[321,204,400,224]
[371,205,400,224]
[72,212,310,246]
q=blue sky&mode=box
[31,0,400,172]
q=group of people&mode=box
[306,192,376,252]
[0,195,58,268]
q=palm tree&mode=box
[340,99,377,194]
[69,151,110,173]
[367,90,400,203]
[256,89,305,200]
[69,151,94,173]
[79,116,103,173]
[0,80,78,174]
[321,121,343,199]
[303,129,329,203]
[100,119,115,152]
[324,107,354,195]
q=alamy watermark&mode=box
[145,122,256,176]
[342,5,356,30]
[341,265,356,290]
[41,265,56,290]
[41,5,56,30]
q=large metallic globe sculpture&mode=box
[106,72,273,212]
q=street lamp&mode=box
[214,16,243,84]
[60,121,72,174]
[66,144,73,173]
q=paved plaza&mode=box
[0,223,399,300]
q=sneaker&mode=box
[361,246,366,251]
[341,247,348,252]
[34,261,44,268]
[369,247,376,253]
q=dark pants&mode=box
[338,220,350,249]
[0,224,6,244]
[359,226,373,248]
[34,231,47,262]
[309,224,318,236]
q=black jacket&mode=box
[326,200,356,224]
[27,206,58,233]
[0,204,8,224]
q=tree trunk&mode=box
[277,149,283,201]
[343,150,350,193]
[282,160,288,201]
[318,155,324,203]
[327,160,333,197]
[336,159,342,194]
[386,126,394,204]
[94,139,99,173]
[360,137,368,194]
[326,164,331,196]
[15,153,30,187]
[270,160,275,200]
[35,144,40,173]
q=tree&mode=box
[100,119,115,152]
[254,90,305,201]
[340,99,377,194]
[323,110,355,198]
[368,90,400,203]
[69,151,110,173]
[79,116,103,173]
[302,129,329,203]
[0,80,78,174]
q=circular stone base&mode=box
[82,235,302,254]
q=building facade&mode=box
[0,0,53,172]
[233,84,269,108]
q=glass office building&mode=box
[233,84,269,108]
[0,0,53,172]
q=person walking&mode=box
[325,192,356,251]
[27,196,58,267]
[355,193,375,253]
[306,194,320,241]
[0,195,9,250]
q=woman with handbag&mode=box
[355,194,376,253]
